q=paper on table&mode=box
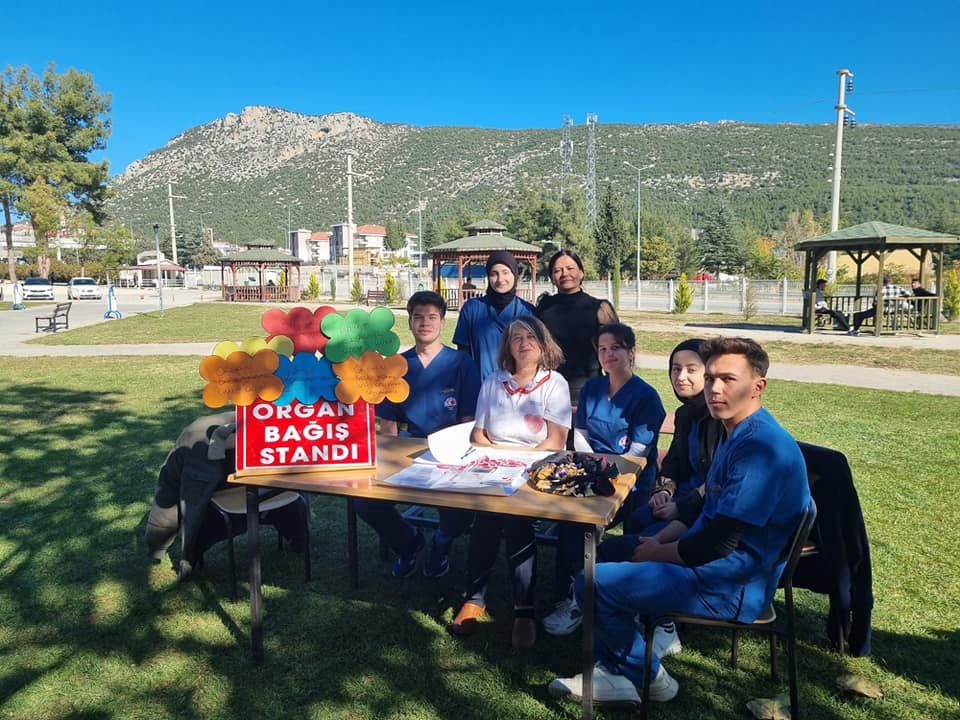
[426,420,475,465]
[384,446,553,496]
[572,429,594,452]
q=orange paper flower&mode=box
[333,351,409,405]
[199,349,283,407]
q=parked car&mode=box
[67,277,102,300]
[21,277,55,301]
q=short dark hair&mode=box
[701,336,770,377]
[547,249,585,276]
[406,290,446,317]
[594,322,636,351]
[816,278,827,287]
[497,317,565,373]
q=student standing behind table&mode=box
[549,336,811,708]
[447,317,571,650]
[543,323,665,636]
[453,250,536,381]
[536,249,618,404]
[353,292,481,578]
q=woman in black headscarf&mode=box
[536,249,618,404]
[453,250,536,381]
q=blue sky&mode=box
[6,0,960,175]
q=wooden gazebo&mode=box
[220,240,303,303]
[795,221,960,335]
[429,220,541,309]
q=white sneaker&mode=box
[548,662,641,704]
[543,597,583,636]
[653,622,682,658]
[647,664,680,702]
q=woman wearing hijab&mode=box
[536,249,618,403]
[453,250,536,381]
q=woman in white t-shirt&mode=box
[448,317,571,650]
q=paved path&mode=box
[3,289,959,396]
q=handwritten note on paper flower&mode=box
[199,349,283,407]
[333,351,409,404]
[321,307,400,362]
[273,354,340,406]
[261,306,336,354]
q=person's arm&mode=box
[632,514,748,566]
[653,519,689,543]
[537,420,568,451]
[596,299,619,325]
[380,419,399,436]
[471,425,494,446]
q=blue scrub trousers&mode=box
[574,561,743,687]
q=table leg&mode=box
[247,486,264,664]
[581,523,597,720]
[347,499,359,590]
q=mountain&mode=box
[107,106,960,245]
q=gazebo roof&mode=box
[464,219,507,233]
[431,234,540,254]
[221,240,302,263]
[794,221,960,251]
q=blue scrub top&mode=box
[575,374,665,493]
[452,295,536,381]
[686,407,811,621]
[377,346,481,438]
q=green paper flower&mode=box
[321,307,400,362]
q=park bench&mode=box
[365,289,388,306]
[35,302,72,333]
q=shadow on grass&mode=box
[1,375,956,719]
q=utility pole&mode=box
[624,161,654,309]
[167,182,187,265]
[828,68,855,282]
[346,149,356,282]
[586,113,598,225]
[153,223,164,317]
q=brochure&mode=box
[382,447,552,496]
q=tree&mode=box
[384,272,398,303]
[384,219,406,252]
[505,181,592,275]
[191,240,222,268]
[698,205,742,274]
[637,234,676,279]
[1,64,111,280]
[594,184,631,307]
[673,272,693,313]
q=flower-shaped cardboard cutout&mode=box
[333,351,409,405]
[273,353,340,406]
[262,306,336,354]
[199,349,283,407]
[322,307,400,362]
[212,336,294,359]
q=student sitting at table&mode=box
[594,338,725,656]
[543,323,665,636]
[447,316,571,650]
[353,291,481,578]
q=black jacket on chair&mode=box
[793,442,873,656]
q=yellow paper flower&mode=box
[212,336,294,358]
[333,351,409,405]
[199,349,284,407]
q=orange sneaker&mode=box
[448,602,486,636]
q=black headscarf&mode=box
[668,338,707,407]
[485,251,520,311]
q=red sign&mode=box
[236,399,376,473]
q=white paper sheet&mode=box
[426,420,475,465]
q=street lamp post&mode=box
[623,161,650,310]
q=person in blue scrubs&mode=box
[453,250,536,380]
[353,291,481,578]
[544,323,665,636]
[549,337,811,707]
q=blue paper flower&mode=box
[273,353,340,405]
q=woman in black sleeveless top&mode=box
[536,250,618,404]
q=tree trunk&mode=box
[2,196,15,282]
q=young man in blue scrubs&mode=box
[453,250,536,381]
[549,336,811,706]
[353,291,481,577]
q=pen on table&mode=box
[460,446,477,461]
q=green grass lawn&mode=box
[0,355,958,720]
[23,302,960,376]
